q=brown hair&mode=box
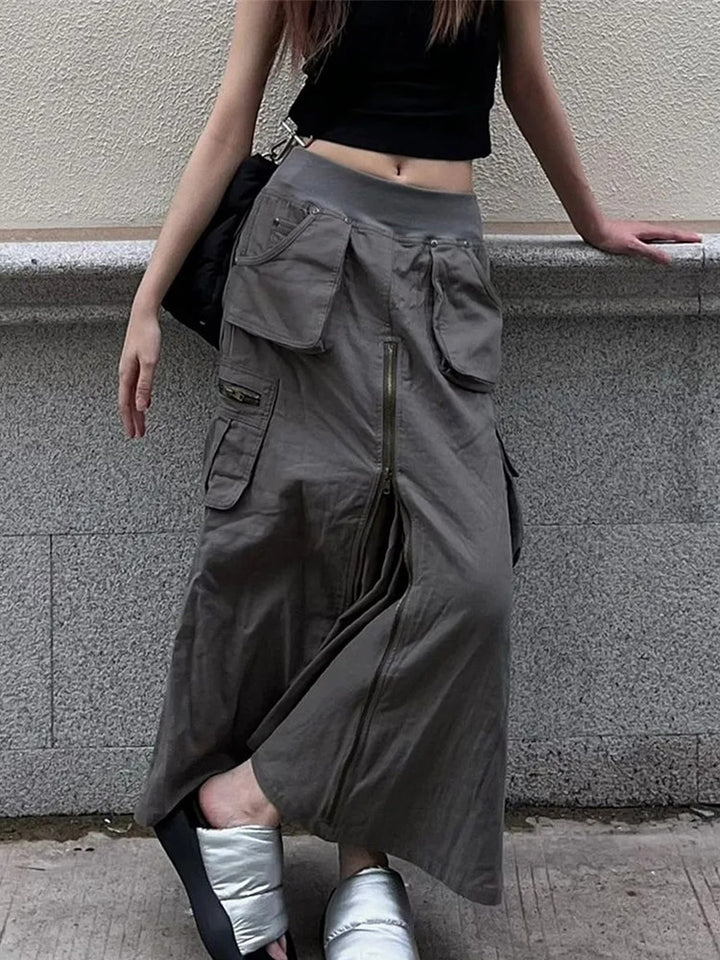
[272,0,494,77]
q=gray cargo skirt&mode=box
[133,145,524,905]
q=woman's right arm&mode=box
[118,0,284,439]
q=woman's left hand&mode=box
[580,219,703,265]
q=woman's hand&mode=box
[580,219,703,265]
[118,300,162,439]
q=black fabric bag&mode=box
[161,122,309,350]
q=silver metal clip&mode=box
[265,116,315,164]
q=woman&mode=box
[118,1,701,958]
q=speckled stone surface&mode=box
[700,235,720,317]
[686,317,720,523]
[52,532,199,747]
[0,735,704,818]
[0,234,713,320]
[0,747,152,817]
[0,537,51,749]
[0,317,214,535]
[509,523,720,740]
[496,307,720,525]
[506,734,697,806]
[485,234,705,321]
[494,311,700,524]
[0,241,152,310]
[1,235,719,814]
[698,736,720,803]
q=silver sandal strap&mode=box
[323,866,420,960]
[196,823,288,955]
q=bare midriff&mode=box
[305,139,475,195]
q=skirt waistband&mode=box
[264,145,485,243]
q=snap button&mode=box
[430,238,438,246]
[461,239,470,246]
[308,204,320,214]
[343,215,351,223]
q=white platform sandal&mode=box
[321,865,421,959]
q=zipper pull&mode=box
[218,380,262,405]
[381,464,393,495]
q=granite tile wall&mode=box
[0,235,717,815]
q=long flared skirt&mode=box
[133,145,524,905]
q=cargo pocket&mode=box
[495,428,524,567]
[221,188,353,354]
[201,360,278,510]
[429,239,503,393]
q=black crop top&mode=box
[287,0,504,161]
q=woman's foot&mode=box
[338,843,389,881]
[198,758,281,830]
[198,760,287,960]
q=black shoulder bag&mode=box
[161,118,311,350]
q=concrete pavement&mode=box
[1,811,719,959]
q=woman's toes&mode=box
[265,938,287,960]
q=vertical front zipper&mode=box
[381,340,397,495]
[327,339,402,823]
[347,340,399,602]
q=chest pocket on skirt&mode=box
[221,189,353,354]
[495,427,524,567]
[429,239,504,393]
[201,360,279,510]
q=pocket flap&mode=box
[429,241,503,393]
[216,358,278,424]
[202,362,278,510]
[222,209,352,353]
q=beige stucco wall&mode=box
[2,0,716,229]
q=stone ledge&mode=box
[0,234,716,322]
[489,233,709,320]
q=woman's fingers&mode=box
[135,357,157,413]
[118,355,140,439]
[265,938,287,960]
[583,218,702,265]
[634,223,703,244]
[131,405,146,440]
[118,312,161,439]
[131,356,157,438]
[628,237,673,265]
[627,224,704,264]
